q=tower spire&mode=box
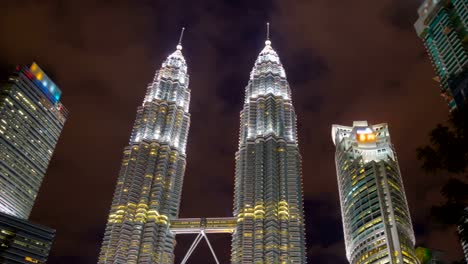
[265,22,271,46]
[177,27,185,50]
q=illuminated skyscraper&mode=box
[332,121,418,264]
[0,63,66,263]
[414,0,467,110]
[0,63,68,219]
[231,27,306,263]
[98,33,191,263]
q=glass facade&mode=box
[231,39,306,263]
[414,0,468,110]
[0,211,55,264]
[0,63,68,220]
[332,121,418,264]
[98,44,191,263]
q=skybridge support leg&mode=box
[202,231,220,264]
[172,217,236,263]
[180,233,203,264]
[179,231,221,264]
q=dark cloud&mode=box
[304,198,343,248]
[0,0,464,263]
[301,95,325,113]
[216,72,245,110]
[48,256,97,264]
[286,51,330,85]
[384,0,422,30]
[311,254,347,264]
[382,79,404,95]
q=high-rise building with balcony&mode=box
[231,31,306,263]
[98,37,191,263]
[332,121,418,264]
[414,0,468,110]
[0,63,68,220]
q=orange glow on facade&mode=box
[357,132,376,142]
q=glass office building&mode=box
[332,121,418,264]
[98,42,191,263]
[0,63,68,219]
[414,0,468,110]
[231,37,306,263]
[0,211,55,264]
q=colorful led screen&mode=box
[29,62,62,104]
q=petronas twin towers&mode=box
[98,27,306,263]
[232,38,306,263]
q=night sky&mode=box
[0,0,464,263]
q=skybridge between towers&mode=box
[170,217,237,234]
[169,217,237,264]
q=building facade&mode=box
[98,42,191,263]
[414,0,468,110]
[231,37,306,263]
[0,211,55,264]
[0,63,68,219]
[458,208,468,263]
[332,121,418,264]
